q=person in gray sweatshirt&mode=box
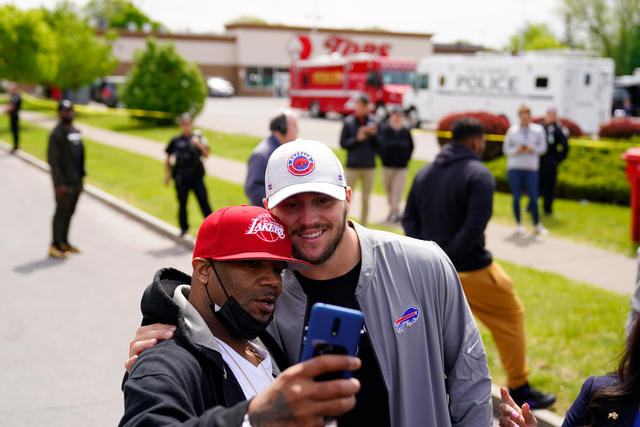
[503,104,548,235]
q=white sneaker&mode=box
[516,224,526,235]
[535,224,549,236]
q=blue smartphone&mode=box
[301,303,364,381]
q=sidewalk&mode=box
[20,110,638,295]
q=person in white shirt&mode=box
[503,104,548,235]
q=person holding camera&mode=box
[164,113,212,235]
[339,93,379,226]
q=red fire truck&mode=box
[289,54,416,118]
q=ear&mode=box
[262,198,269,210]
[192,259,211,284]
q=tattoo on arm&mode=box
[249,391,295,426]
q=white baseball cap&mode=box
[265,139,347,209]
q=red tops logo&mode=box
[324,35,390,56]
[288,34,391,60]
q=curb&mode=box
[491,385,563,427]
[0,141,195,250]
[3,141,564,427]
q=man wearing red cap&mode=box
[120,205,361,426]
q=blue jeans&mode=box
[507,169,539,225]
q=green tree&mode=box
[42,2,118,90]
[562,0,640,75]
[120,38,207,118]
[0,6,57,83]
[84,0,162,31]
[508,22,566,52]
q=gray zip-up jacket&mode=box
[268,222,492,426]
[503,123,547,171]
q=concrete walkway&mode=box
[20,110,638,295]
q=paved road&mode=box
[197,96,441,161]
[18,110,638,295]
[0,151,193,426]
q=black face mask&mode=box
[206,260,272,340]
[61,116,73,125]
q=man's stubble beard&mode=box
[292,205,348,266]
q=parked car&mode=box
[207,77,235,97]
[90,76,125,108]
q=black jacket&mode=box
[538,120,569,167]
[47,122,85,187]
[403,143,494,272]
[120,268,289,427]
[378,123,414,168]
[339,113,379,168]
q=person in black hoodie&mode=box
[378,105,414,223]
[120,205,361,427]
[403,117,556,410]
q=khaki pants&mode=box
[382,167,408,217]
[458,261,529,388]
[346,168,375,226]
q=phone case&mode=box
[300,303,364,371]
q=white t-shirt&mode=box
[214,337,274,400]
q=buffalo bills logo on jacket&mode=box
[394,306,419,334]
[287,152,315,176]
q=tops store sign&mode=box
[288,34,391,61]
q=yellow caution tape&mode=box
[414,128,638,149]
[21,93,177,119]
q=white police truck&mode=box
[403,52,615,134]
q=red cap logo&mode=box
[245,214,286,243]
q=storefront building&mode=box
[110,23,434,96]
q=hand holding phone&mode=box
[301,303,364,381]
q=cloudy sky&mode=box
[5,0,564,48]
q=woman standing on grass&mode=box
[498,317,640,426]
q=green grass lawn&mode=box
[482,259,629,415]
[2,119,632,415]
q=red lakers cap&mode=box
[193,205,308,271]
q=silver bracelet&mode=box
[241,413,253,427]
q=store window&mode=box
[244,66,289,90]
[535,77,549,88]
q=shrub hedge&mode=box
[485,143,630,204]
[599,118,640,139]
[533,117,584,137]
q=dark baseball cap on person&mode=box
[389,105,403,114]
[58,100,73,111]
[193,205,308,271]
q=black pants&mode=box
[175,174,212,232]
[10,115,18,149]
[539,161,558,215]
[52,183,82,247]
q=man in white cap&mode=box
[128,141,492,426]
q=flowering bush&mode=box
[599,118,640,139]
[437,111,510,160]
[533,117,583,137]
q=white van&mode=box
[403,52,615,134]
